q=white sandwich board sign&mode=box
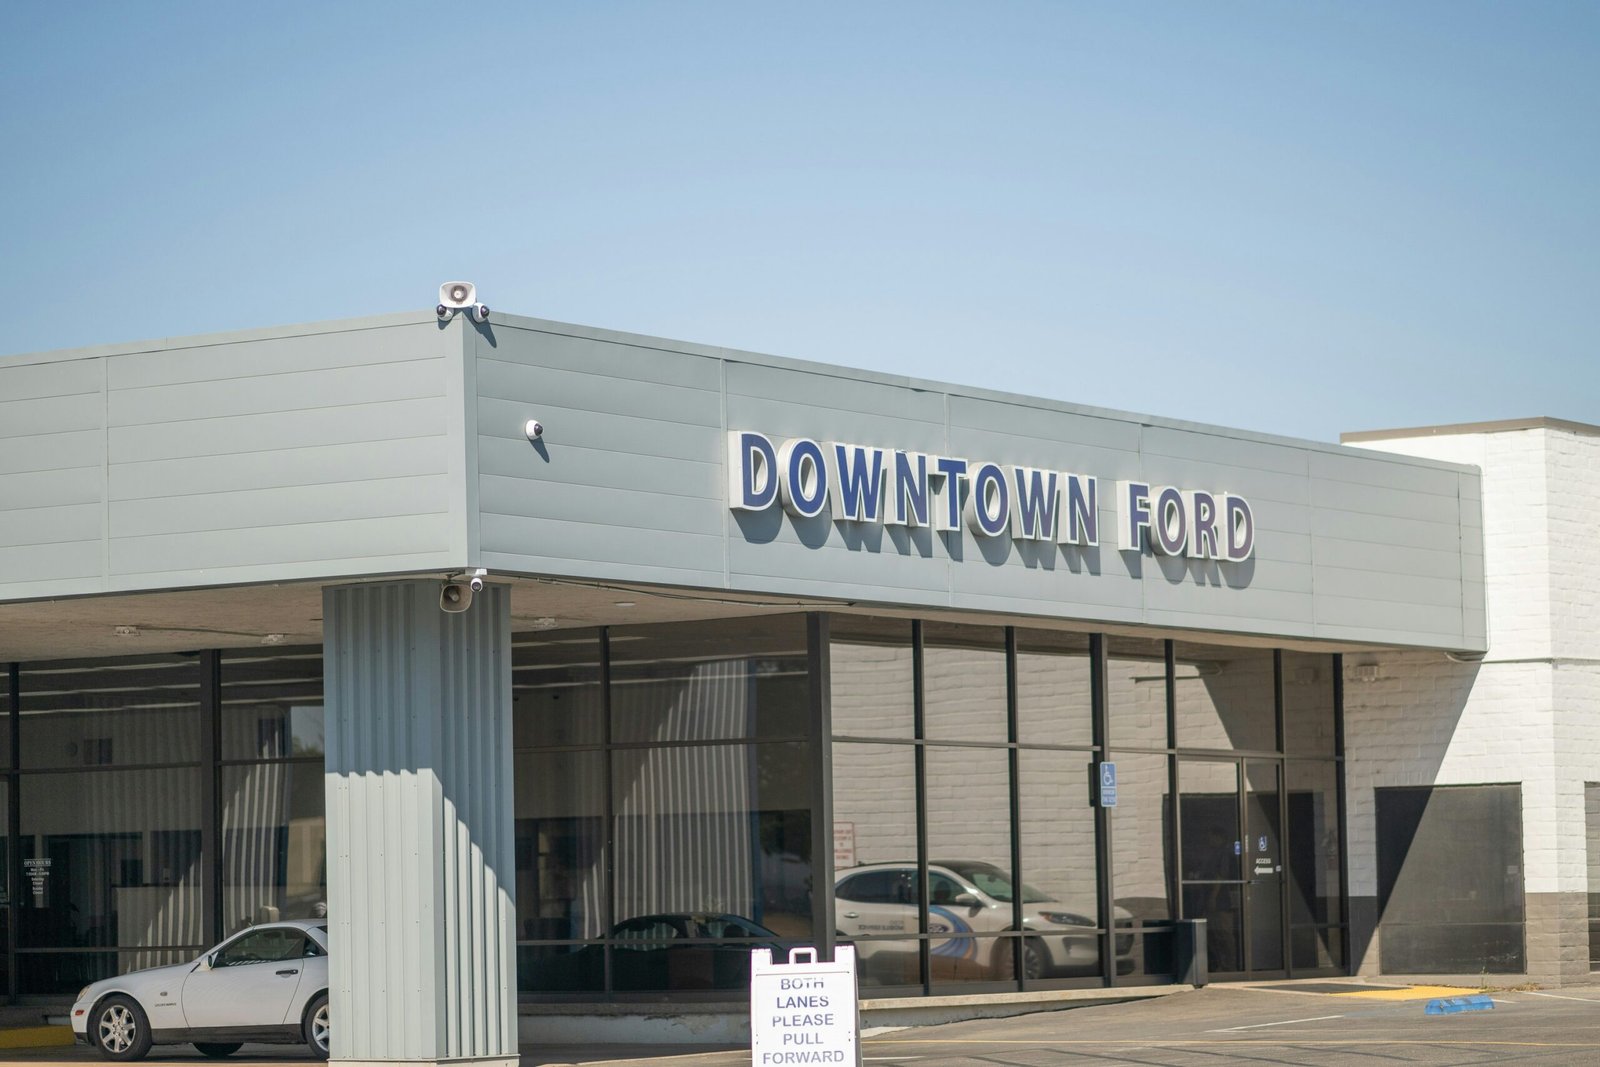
[750,944,861,1067]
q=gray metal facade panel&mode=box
[0,427,102,474]
[110,395,447,464]
[731,393,948,453]
[477,434,722,497]
[479,395,719,463]
[0,354,103,399]
[0,390,103,438]
[1308,447,1465,496]
[109,474,451,538]
[949,394,1144,453]
[479,513,726,585]
[1140,424,1314,476]
[110,513,457,576]
[0,357,106,599]
[0,320,465,600]
[728,361,947,424]
[478,354,724,430]
[473,318,1485,652]
[108,436,450,500]
[1314,536,1466,579]
[0,542,103,594]
[105,324,440,388]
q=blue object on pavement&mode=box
[1425,995,1494,1015]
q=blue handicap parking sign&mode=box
[1098,762,1117,807]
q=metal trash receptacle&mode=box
[1174,918,1208,987]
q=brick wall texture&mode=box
[1352,426,1600,982]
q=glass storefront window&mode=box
[1173,643,1275,752]
[0,664,12,767]
[0,787,8,997]
[922,624,1006,744]
[20,656,200,768]
[516,750,607,942]
[221,762,326,931]
[1109,751,1172,923]
[610,617,809,743]
[1107,638,1168,750]
[926,745,1012,986]
[611,742,812,939]
[515,618,818,996]
[221,649,324,760]
[832,741,919,989]
[1016,750,1102,982]
[829,617,914,739]
[1016,631,1092,748]
[0,612,1345,1000]
[513,631,609,991]
[18,769,204,954]
[514,629,603,748]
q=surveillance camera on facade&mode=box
[437,281,487,323]
[524,419,543,440]
[441,568,489,612]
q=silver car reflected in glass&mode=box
[69,920,330,1062]
[836,860,1136,981]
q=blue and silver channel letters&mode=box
[728,431,1256,561]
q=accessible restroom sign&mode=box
[750,944,861,1066]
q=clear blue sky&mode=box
[3,2,1594,442]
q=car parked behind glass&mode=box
[70,920,329,1061]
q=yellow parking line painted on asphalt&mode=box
[0,1025,73,1049]
[1326,984,1482,1000]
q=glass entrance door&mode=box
[1178,757,1286,978]
[1244,761,1284,974]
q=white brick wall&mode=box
[1350,425,1600,968]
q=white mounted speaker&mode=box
[440,581,474,613]
[439,281,477,309]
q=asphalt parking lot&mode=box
[14,983,1600,1067]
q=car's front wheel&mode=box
[93,995,153,1062]
[304,991,330,1060]
[193,1043,243,1058]
[1021,937,1047,981]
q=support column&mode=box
[324,580,516,1067]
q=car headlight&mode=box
[1038,911,1095,927]
[76,986,91,1003]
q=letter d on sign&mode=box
[729,432,779,511]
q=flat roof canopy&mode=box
[0,311,1487,656]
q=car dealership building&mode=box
[0,308,1595,1064]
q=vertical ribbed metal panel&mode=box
[325,581,515,1064]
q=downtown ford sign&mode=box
[728,430,1256,560]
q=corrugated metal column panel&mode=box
[324,581,517,1067]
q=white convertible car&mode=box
[70,919,330,1061]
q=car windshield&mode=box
[942,862,1053,903]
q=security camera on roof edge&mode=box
[437,281,489,323]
